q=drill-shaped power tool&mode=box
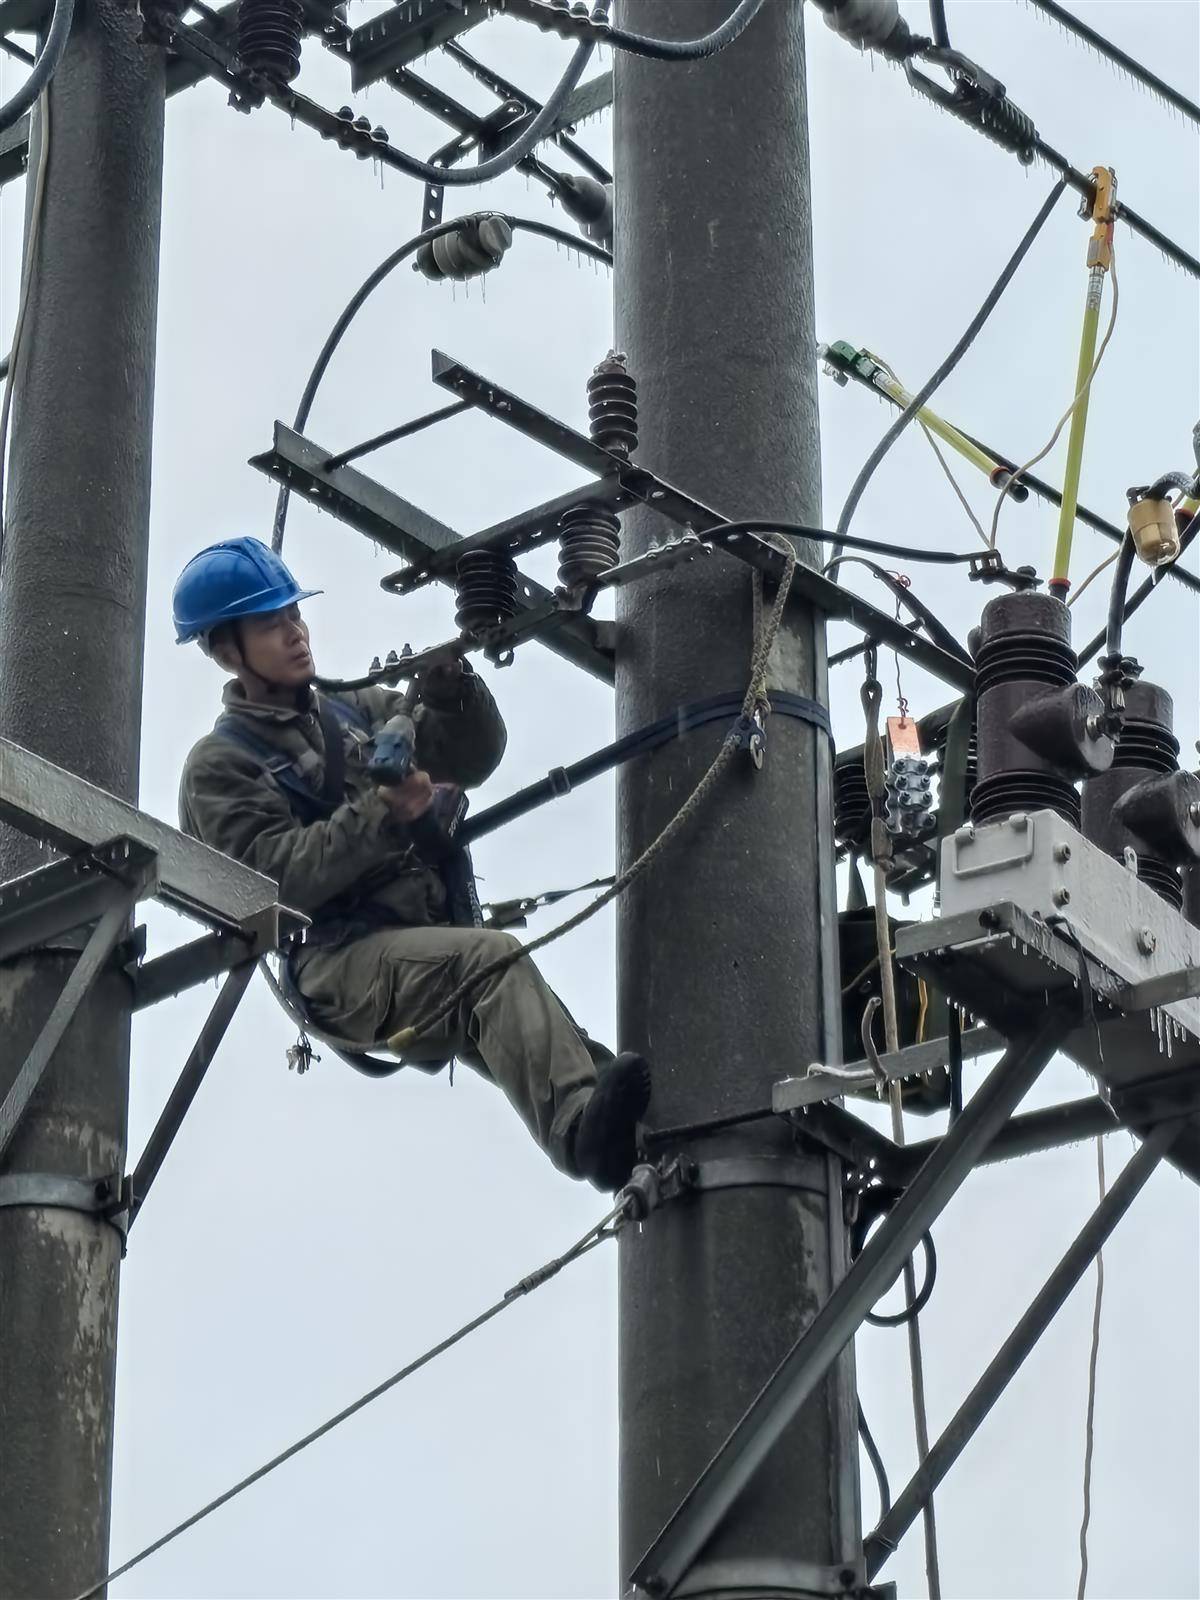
[367,711,467,858]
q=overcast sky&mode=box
[3,1,1196,1596]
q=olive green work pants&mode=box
[293,926,603,1172]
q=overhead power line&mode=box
[68,1198,633,1600]
[1025,0,1200,128]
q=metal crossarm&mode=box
[250,423,616,683]
[628,1015,1069,1599]
[428,349,977,692]
[0,737,297,934]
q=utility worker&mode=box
[174,537,650,1190]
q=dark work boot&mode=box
[572,1052,652,1192]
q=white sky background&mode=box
[2,0,1196,1595]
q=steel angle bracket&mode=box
[774,1025,1004,1114]
[429,350,975,693]
[0,846,158,1166]
[0,835,159,965]
[250,422,615,683]
[346,0,492,87]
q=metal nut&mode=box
[1052,888,1071,908]
[1137,927,1158,956]
[1053,843,1072,863]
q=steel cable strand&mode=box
[270,214,612,552]
[831,177,1068,571]
[1024,0,1200,127]
[603,0,767,61]
[386,538,798,1055]
[67,1196,633,1600]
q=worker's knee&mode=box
[462,928,524,967]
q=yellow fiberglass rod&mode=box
[1050,167,1117,598]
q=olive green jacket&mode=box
[179,668,506,926]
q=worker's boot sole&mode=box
[573,1052,652,1192]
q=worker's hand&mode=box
[419,651,468,707]
[379,769,435,823]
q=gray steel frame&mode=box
[0,741,301,1226]
[629,1015,1069,1598]
[864,1113,1189,1576]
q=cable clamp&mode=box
[905,46,1037,164]
[0,1170,130,1245]
[733,710,767,770]
[968,550,1041,590]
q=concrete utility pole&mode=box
[0,5,165,1590]
[614,3,861,1595]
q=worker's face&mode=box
[233,605,315,688]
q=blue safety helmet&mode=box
[173,537,322,645]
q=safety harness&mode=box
[213,693,482,940]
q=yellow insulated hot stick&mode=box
[1050,166,1117,598]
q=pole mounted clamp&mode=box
[0,1171,130,1245]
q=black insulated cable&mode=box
[865,1232,938,1328]
[603,0,767,62]
[1078,509,1200,667]
[0,0,73,135]
[270,215,613,551]
[858,1399,893,1519]
[1025,0,1200,128]
[1103,533,1136,664]
[402,40,594,187]
[830,177,1068,569]
[928,0,950,49]
[705,519,985,567]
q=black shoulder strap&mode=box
[316,697,348,810]
[213,713,336,825]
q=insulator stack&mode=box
[454,549,519,635]
[557,504,622,589]
[1083,680,1200,909]
[970,592,1112,829]
[237,0,303,82]
[556,353,639,588]
[834,755,872,852]
[587,351,638,457]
